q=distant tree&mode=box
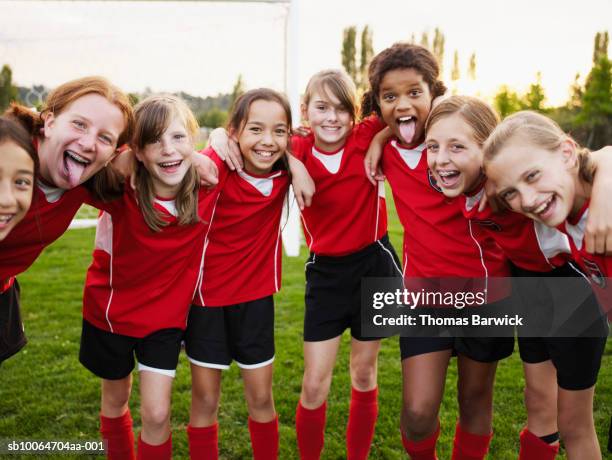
[568,73,583,110]
[342,26,358,83]
[432,28,445,73]
[467,53,477,80]
[451,50,461,94]
[128,93,140,106]
[522,72,547,112]
[494,86,522,118]
[0,64,19,112]
[359,26,374,92]
[593,31,609,63]
[578,52,612,148]
[198,107,228,129]
[229,74,245,110]
[420,31,430,50]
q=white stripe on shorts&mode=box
[235,355,275,370]
[137,363,176,378]
[187,354,230,370]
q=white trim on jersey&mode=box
[187,354,231,370]
[154,198,178,217]
[304,254,316,273]
[235,355,275,369]
[376,240,403,277]
[533,221,571,264]
[138,363,177,378]
[468,220,488,303]
[237,170,283,197]
[311,147,344,174]
[196,193,222,307]
[564,209,589,250]
[36,179,66,203]
[274,218,282,292]
[465,188,485,212]
[95,212,113,254]
[300,213,314,251]
[390,141,426,170]
[102,213,115,333]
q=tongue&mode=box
[65,156,86,188]
[399,120,416,144]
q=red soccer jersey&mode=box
[0,180,89,280]
[381,140,509,280]
[559,201,612,320]
[290,117,387,256]
[82,183,220,337]
[193,148,289,307]
[461,183,571,272]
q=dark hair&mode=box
[361,42,447,118]
[0,116,38,173]
[227,88,293,173]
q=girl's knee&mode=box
[141,401,171,428]
[401,401,439,437]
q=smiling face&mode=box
[0,141,35,240]
[135,115,193,198]
[302,87,353,152]
[377,68,432,147]
[234,99,289,175]
[486,138,579,227]
[426,114,484,198]
[38,93,125,189]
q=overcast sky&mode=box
[0,0,610,106]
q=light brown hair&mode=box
[132,94,200,232]
[303,69,358,122]
[426,95,500,146]
[483,111,594,184]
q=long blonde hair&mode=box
[132,94,200,232]
[483,111,594,184]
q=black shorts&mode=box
[79,320,183,380]
[0,279,27,364]
[304,234,402,342]
[184,296,275,369]
[512,262,608,390]
[400,336,514,362]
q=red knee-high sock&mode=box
[248,416,279,460]
[187,424,219,460]
[401,422,440,460]
[346,387,379,460]
[100,410,135,460]
[295,401,326,460]
[518,429,559,460]
[452,423,493,460]
[137,433,172,460]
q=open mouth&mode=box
[532,195,556,220]
[159,160,183,173]
[397,116,417,144]
[436,169,461,187]
[254,150,277,160]
[63,150,91,187]
[0,213,15,228]
[321,126,341,132]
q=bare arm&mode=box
[364,127,393,186]
[584,146,612,254]
[287,153,314,210]
[208,127,243,171]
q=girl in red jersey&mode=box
[426,96,609,460]
[361,43,515,460]
[80,94,220,460]
[484,111,610,459]
[209,70,402,460]
[184,88,292,460]
[0,77,134,363]
[0,117,37,363]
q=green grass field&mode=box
[1,200,611,459]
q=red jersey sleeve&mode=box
[200,146,230,185]
[290,133,314,162]
[351,116,386,153]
